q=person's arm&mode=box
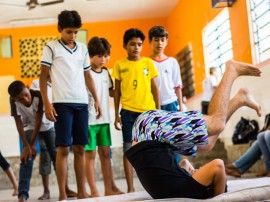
[40,65,57,122]
[84,70,102,119]
[175,86,184,111]
[151,78,160,110]
[109,88,114,98]
[14,116,32,163]
[197,135,218,152]
[29,110,43,159]
[171,59,184,111]
[179,159,197,175]
[114,79,122,130]
[108,70,114,98]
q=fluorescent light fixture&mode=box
[9,17,56,26]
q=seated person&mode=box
[226,127,270,177]
[125,60,262,199]
[0,151,18,196]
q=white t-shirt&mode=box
[41,39,90,104]
[10,90,53,132]
[152,57,182,105]
[30,79,52,103]
[201,75,219,102]
[88,67,113,125]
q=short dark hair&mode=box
[58,10,82,29]
[8,80,26,97]
[209,67,217,75]
[123,28,145,45]
[88,37,111,57]
[148,26,168,41]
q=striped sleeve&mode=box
[10,97,20,117]
[41,45,53,67]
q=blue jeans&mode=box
[120,109,141,152]
[234,140,262,174]
[18,130,34,200]
[257,130,270,170]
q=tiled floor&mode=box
[0,177,145,202]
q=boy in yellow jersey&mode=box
[112,28,160,193]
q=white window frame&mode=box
[203,8,233,76]
[248,0,270,64]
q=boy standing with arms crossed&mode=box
[40,10,101,200]
[148,26,184,112]
[112,28,160,192]
[85,36,122,197]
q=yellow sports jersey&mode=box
[112,57,158,113]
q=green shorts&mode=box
[85,124,112,151]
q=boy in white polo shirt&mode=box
[39,10,101,201]
[31,77,77,199]
[85,36,122,197]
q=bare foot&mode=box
[12,189,18,196]
[225,167,241,177]
[127,188,135,193]
[66,189,77,198]
[90,191,100,198]
[225,164,236,170]
[18,196,26,202]
[38,192,50,200]
[257,170,270,177]
[266,172,270,177]
[104,191,118,196]
[235,88,262,117]
[226,60,261,77]
[77,193,90,199]
[112,186,125,194]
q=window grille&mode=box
[249,0,270,63]
[203,8,233,75]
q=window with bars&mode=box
[249,0,270,63]
[203,8,233,75]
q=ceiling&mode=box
[0,0,179,28]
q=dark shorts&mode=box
[0,152,10,171]
[120,109,141,144]
[161,100,179,112]
[54,103,88,146]
[201,101,209,115]
[125,141,214,199]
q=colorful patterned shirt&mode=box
[132,110,208,157]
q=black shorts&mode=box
[0,152,10,171]
[125,141,214,199]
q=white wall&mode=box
[186,60,270,146]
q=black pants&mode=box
[125,141,214,199]
[0,151,10,171]
[201,101,210,115]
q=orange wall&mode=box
[166,0,252,94]
[0,0,253,95]
[0,18,166,86]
